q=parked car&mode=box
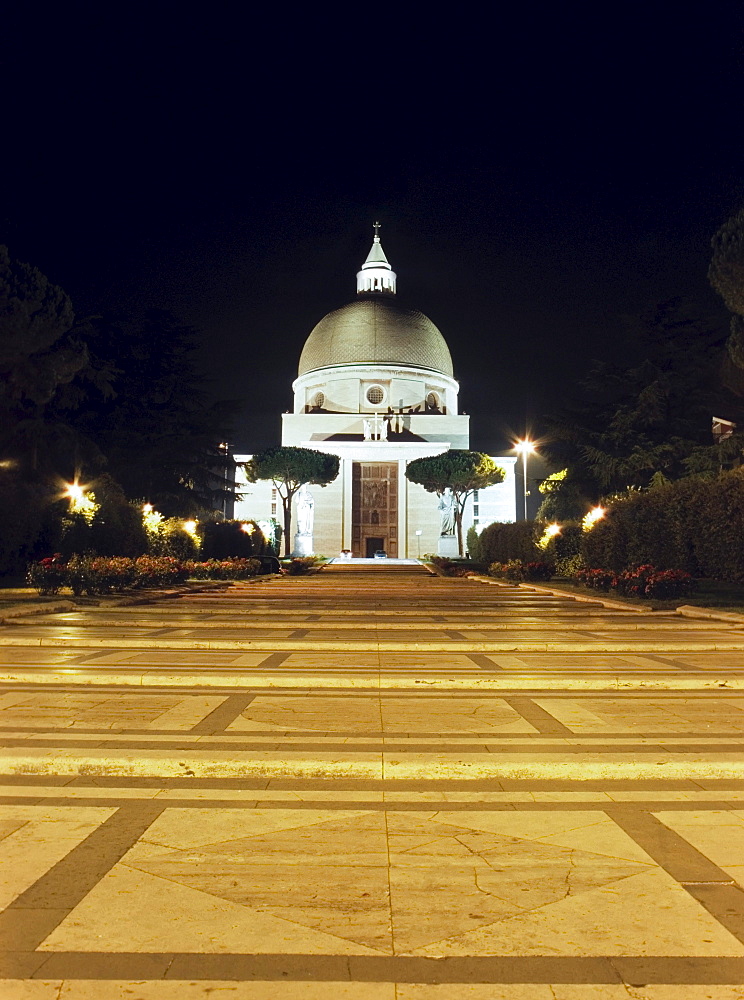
[374,550,388,559]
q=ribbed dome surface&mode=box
[298,297,453,376]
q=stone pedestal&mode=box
[292,533,313,557]
[437,535,459,557]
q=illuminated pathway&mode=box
[2,562,744,996]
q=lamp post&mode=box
[415,529,422,558]
[514,440,536,520]
[218,441,232,520]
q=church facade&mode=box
[234,230,516,557]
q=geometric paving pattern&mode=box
[2,562,744,995]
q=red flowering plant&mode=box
[575,568,617,592]
[66,554,94,596]
[89,557,137,593]
[522,561,554,582]
[184,558,262,580]
[611,565,696,600]
[489,560,553,582]
[642,568,696,600]
[488,560,524,580]
[134,555,188,587]
[26,554,66,595]
[612,565,656,598]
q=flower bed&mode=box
[574,568,616,592]
[184,558,262,580]
[26,555,66,596]
[488,560,553,582]
[25,553,264,595]
[574,564,696,600]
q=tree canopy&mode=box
[535,469,588,522]
[0,245,242,573]
[52,310,237,514]
[542,299,731,497]
[0,245,88,473]
[710,208,744,377]
[405,450,505,555]
[710,208,744,319]
[243,446,340,556]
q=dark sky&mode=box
[3,9,744,453]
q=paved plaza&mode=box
[2,562,744,996]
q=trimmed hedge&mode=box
[581,469,744,581]
[473,520,583,572]
[477,521,540,564]
[489,560,554,582]
[198,520,269,559]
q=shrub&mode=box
[643,568,696,600]
[198,520,268,560]
[488,559,552,582]
[612,564,656,598]
[88,475,148,557]
[428,556,480,577]
[184,558,262,580]
[581,507,631,573]
[574,564,696,600]
[613,564,696,600]
[3,475,64,576]
[151,518,200,560]
[466,526,482,562]
[555,553,585,577]
[575,568,616,591]
[26,554,66,595]
[89,556,137,593]
[579,471,744,581]
[134,555,188,587]
[478,521,540,565]
[692,470,744,582]
[488,560,521,580]
[522,561,554,581]
[66,554,95,596]
[544,523,583,562]
[286,556,318,575]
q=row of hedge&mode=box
[469,468,744,583]
[468,521,583,573]
[580,471,744,581]
[27,555,264,596]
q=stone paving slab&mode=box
[3,565,744,993]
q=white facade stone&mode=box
[233,230,517,556]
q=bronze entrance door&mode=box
[351,462,398,557]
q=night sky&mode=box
[3,10,744,456]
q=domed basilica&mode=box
[234,228,516,557]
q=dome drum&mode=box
[294,364,459,416]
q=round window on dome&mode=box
[313,392,325,408]
[366,385,385,405]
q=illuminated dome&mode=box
[298,296,453,377]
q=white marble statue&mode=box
[296,486,314,536]
[438,490,456,536]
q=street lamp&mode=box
[415,529,422,558]
[64,482,85,503]
[514,440,536,520]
